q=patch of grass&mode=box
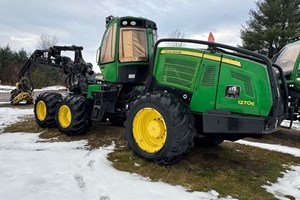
[4,116,44,133]
[284,195,296,200]
[245,128,300,149]
[5,116,300,199]
[4,116,127,149]
[109,142,300,199]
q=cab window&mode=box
[119,28,148,62]
[275,41,300,74]
[100,23,117,64]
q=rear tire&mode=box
[55,95,92,135]
[125,93,196,165]
[34,92,62,128]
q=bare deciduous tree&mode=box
[168,30,185,47]
[36,33,58,49]
[32,33,65,88]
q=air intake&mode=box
[231,71,253,97]
[201,66,216,86]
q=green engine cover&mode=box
[153,47,273,117]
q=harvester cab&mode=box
[89,16,157,122]
[97,16,157,84]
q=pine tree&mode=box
[0,45,29,85]
[240,0,300,58]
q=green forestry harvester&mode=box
[33,16,300,164]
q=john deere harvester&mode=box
[33,16,299,164]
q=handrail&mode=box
[147,38,286,124]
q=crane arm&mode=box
[10,45,94,105]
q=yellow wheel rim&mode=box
[36,101,46,121]
[58,105,72,128]
[133,107,167,153]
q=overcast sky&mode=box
[0,0,256,71]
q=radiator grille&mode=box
[201,66,216,86]
[161,58,198,89]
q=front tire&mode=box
[34,92,62,128]
[125,93,196,165]
[55,95,92,135]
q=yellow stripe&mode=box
[222,58,241,67]
[161,50,203,58]
[203,54,221,62]
[160,49,241,67]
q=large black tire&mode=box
[55,95,92,136]
[34,92,62,128]
[125,93,196,165]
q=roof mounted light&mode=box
[105,15,114,26]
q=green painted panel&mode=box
[153,47,203,92]
[189,53,221,112]
[87,84,103,99]
[153,47,273,117]
[101,62,118,82]
[292,52,300,89]
[215,55,272,116]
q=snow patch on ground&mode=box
[236,140,300,199]
[0,84,16,91]
[0,107,33,131]
[0,107,230,200]
[0,84,66,93]
[263,166,300,200]
[281,120,300,130]
[35,85,66,91]
[236,140,300,158]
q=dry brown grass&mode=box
[109,141,299,199]
[4,116,127,149]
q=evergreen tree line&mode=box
[0,44,65,88]
[241,0,300,58]
[0,45,27,85]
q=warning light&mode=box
[208,32,215,43]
